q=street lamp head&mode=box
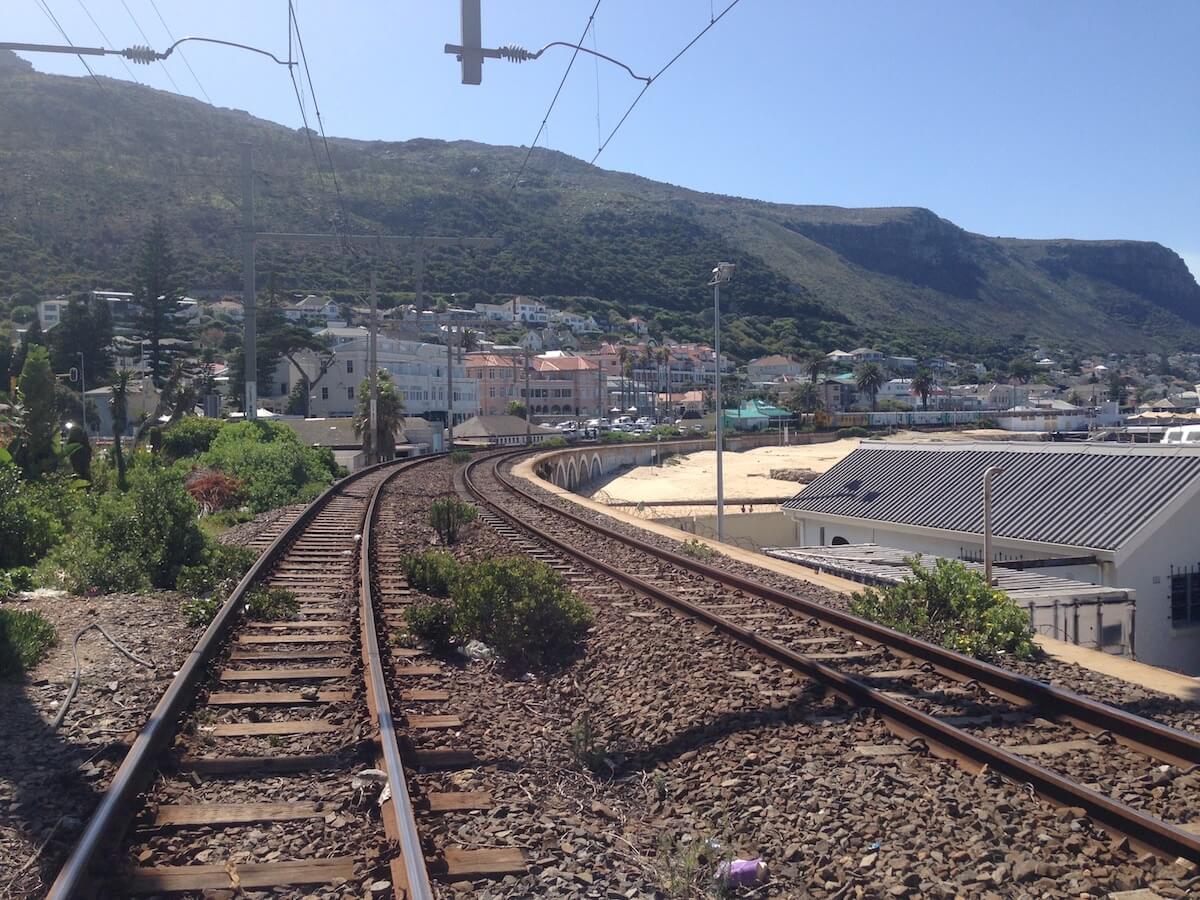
[709,262,735,285]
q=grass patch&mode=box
[0,609,57,680]
[180,585,298,628]
[677,538,716,561]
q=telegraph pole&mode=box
[241,144,257,418]
[369,268,379,463]
[446,326,455,449]
[709,262,734,541]
[524,344,532,445]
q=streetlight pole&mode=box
[709,262,734,542]
[983,465,1004,585]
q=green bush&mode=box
[429,497,477,545]
[181,585,296,628]
[650,425,682,438]
[401,550,461,597]
[405,599,456,651]
[41,466,206,594]
[849,556,1035,660]
[451,556,593,669]
[835,426,871,438]
[161,417,225,460]
[198,420,339,512]
[0,608,57,680]
[245,586,299,621]
[540,436,568,448]
[181,596,221,627]
[0,567,35,599]
[449,449,471,465]
[0,462,64,568]
[177,543,258,598]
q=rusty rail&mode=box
[48,455,441,898]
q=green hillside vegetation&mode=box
[1,50,1198,361]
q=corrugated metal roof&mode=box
[781,441,1200,551]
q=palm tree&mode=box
[110,369,132,490]
[354,370,405,463]
[911,367,935,410]
[801,350,826,384]
[855,361,885,411]
[786,381,824,414]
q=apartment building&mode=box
[466,350,604,419]
[286,328,477,423]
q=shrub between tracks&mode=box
[403,553,593,668]
[0,608,57,680]
[849,555,1036,660]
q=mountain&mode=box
[2,50,1198,362]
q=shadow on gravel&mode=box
[618,697,815,775]
[0,678,104,897]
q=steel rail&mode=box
[47,455,437,898]
[464,451,1200,863]
[500,447,1200,769]
[359,463,435,900]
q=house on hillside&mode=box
[850,348,885,363]
[284,295,341,324]
[747,354,803,383]
[782,441,1200,674]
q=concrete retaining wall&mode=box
[534,432,837,493]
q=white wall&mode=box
[1118,499,1200,674]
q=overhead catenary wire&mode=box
[31,0,104,88]
[591,0,746,165]
[289,0,354,252]
[74,0,142,84]
[119,0,181,92]
[508,0,603,196]
[146,0,211,102]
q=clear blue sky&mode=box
[11,0,1200,278]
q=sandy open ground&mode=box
[589,429,1014,507]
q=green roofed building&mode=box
[721,399,793,431]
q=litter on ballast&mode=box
[715,858,769,888]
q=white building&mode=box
[550,309,601,333]
[474,302,515,323]
[782,441,1200,674]
[511,297,549,324]
[298,328,478,423]
[747,354,803,383]
[37,298,69,330]
[284,295,341,323]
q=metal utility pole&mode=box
[524,345,532,445]
[78,351,86,430]
[446,326,455,449]
[449,0,485,84]
[369,269,379,463]
[709,262,734,541]
[241,144,257,418]
[983,465,1004,586]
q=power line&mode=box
[590,19,602,152]
[289,0,353,250]
[591,0,746,165]
[146,0,211,102]
[74,0,141,84]
[119,0,181,93]
[31,0,104,88]
[508,0,603,196]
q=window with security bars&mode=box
[1169,572,1200,626]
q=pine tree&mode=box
[12,345,59,477]
[133,217,180,385]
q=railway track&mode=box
[45,455,464,898]
[461,449,1200,864]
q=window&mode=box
[321,387,329,400]
[347,386,355,400]
[346,359,354,373]
[279,382,288,396]
[1170,572,1200,627]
